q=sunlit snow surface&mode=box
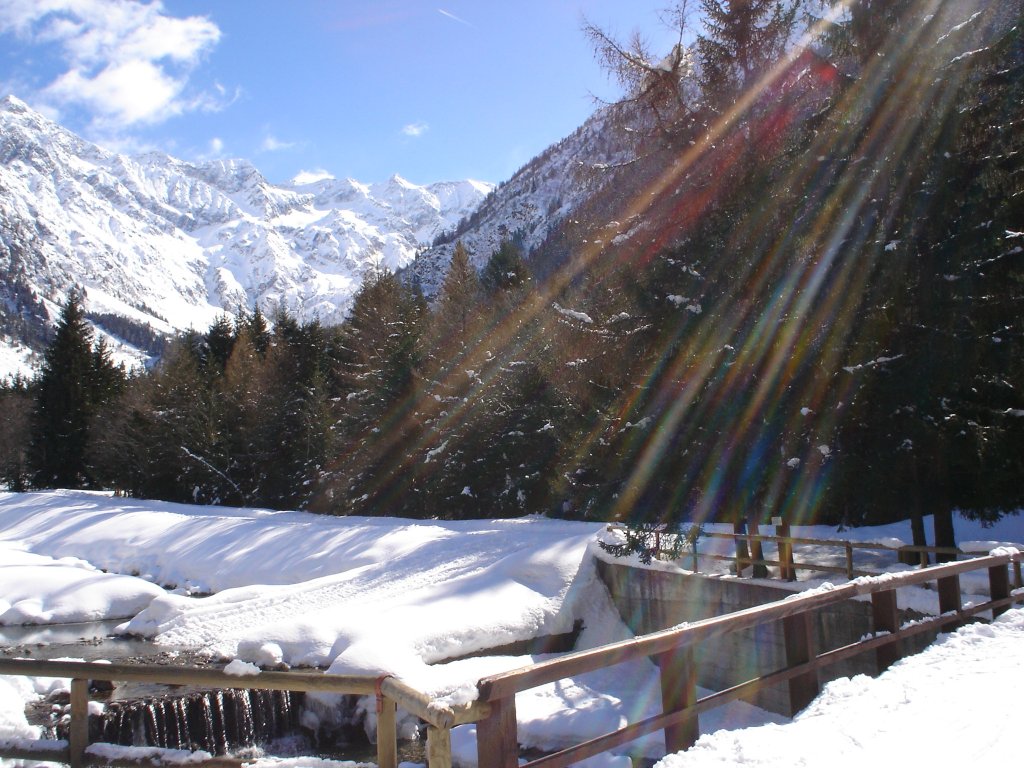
[655,608,1024,767]
[0,490,1022,765]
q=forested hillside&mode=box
[3,0,1021,553]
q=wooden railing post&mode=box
[733,520,750,576]
[937,573,961,625]
[476,695,518,768]
[657,644,698,752]
[1014,559,1023,590]
[376,692,398,768]
[871,589,901,673]
[426,726,453,768]
[782,612,818,715]
[989,563,1011,619]
[69,678,89,768]
[776,521,795,581]
[844,542,854,580]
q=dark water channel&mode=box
[4,622,426,764]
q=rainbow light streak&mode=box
[323,0,1001,526]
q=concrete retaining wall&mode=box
[595,558,933,715]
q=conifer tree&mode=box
[218,326,266,505]
[481,239,529,296]
[27,292,123,488]
[582,3,699,142]
[436,241,481,340]
[329,269,425,515]
[697,0,799,108]
[203,315,237,374]
[0,377,31,490]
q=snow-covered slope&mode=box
[0,95,492,372]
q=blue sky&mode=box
[0,0,680,186]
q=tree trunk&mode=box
[933,507,957,563]
[909,462,929,564]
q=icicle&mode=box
[201,694,217,753]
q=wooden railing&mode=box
[472,549,1024,768]
[0,659,488,768]
[700,529,964,580]
[614,522,972,580]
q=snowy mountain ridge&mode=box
[407,106,638,295]
[0,95,493,373]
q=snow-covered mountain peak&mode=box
[1,94,29,113]
[0,97,494,375]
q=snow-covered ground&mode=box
[654,608,1024,767]
[0,490,1022,767]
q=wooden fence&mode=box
[0,659,487,768]
[472,549,1024,768]
[621,522,970,580]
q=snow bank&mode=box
[0,543,165,625]
[0,492,604,696]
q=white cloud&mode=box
[0,0,224,129]
[208,137,224,156]
[291,168,334,185]
[260,133,296,152]
[44,59,183,126]
[402,121,429,138]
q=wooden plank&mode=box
[657,645,698,752]
[937,574,962,623]
[0,660,379,695]
[475,696,518,768]
[871,589,901,673]
[426,726,453,768]
[86,754,244,768]
[376,696,398,768]
[782,612,818,715]
[446,700,492,727]
[0,743,71,764]
[70,678,89,768]
[989,564,1011,619]
[379,677,450,728]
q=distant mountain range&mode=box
[0,95,493,374]
[0,89,646,378]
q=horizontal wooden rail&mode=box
[611,522,966,580]
[693,549,876,579]
[476,549,1024,768]
[0,659,379,695]
[698,529,961,557]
